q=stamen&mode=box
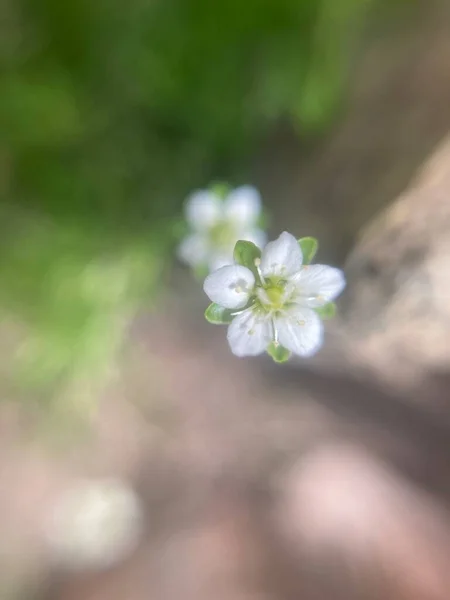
[230,309,245,316]
[271,319,278,345]
[254,258,266,286]
[256,287,271,307]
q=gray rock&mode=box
[340,134,450,390]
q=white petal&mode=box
[223,186,262,226]
[240,228,267,250]
[177,234,209,267]
[274,306,323,357]
[185,190,222,230]
[291,264,346,307]
[260,231,303,278]
[203,265,255,309]
[227,309,272,357]
[208,252,234,272]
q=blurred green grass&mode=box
[0,0,413,414]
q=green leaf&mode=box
[267,342,291,363]
[298,237,318,264]
[233,240,261,273]
[314,302,336,320]
[205,302,234,325]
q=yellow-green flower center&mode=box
[256,277,290,312]
[209,221,236,249]
[264,286,284,308]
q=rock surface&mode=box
[339,134,450,394]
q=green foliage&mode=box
[1,74,84,149]
[0,205,161,410]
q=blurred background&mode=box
[2,0,450,597]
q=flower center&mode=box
[256,278,290,311]
[264,286,284,307]
[208,221,236,250]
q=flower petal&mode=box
[274,306,323,357]
[223,186,261,226]
[203,265,255,309]
[291,264,346,307]
[260,231,303,278]
[240,228,267,250]
[177,234,208,267]
[185,190,222,230]
[227,309,272,357]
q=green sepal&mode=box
[205,302,234,325]
[298,237,318,264]
[267,341,291,363]
[314,301,336,320]
[209,181,231,200]
[257,210,270,230]
[193,264,209,280]
[233,240,261,275]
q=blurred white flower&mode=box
[203,231,345,359]
[45,478,143,571]
[177,185,267,273]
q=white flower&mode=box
[203,231,346,358]
[44,478,143,571]
[177,185,267,272]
